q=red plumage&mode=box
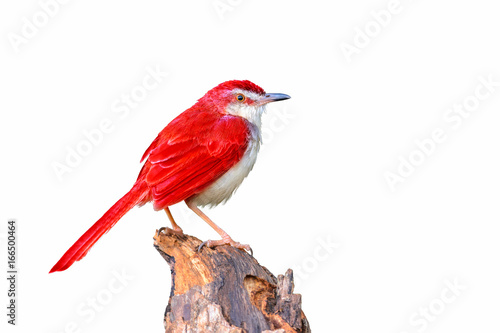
[50,80,263,273]
[49,181,149,273]
[140,110,250,209]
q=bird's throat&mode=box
[226,104,266,129]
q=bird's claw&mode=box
[157,227,166,237]
[198,240,209,252]
[198,238,253,256]
[157,226,183,237]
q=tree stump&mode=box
[153,231,311,333]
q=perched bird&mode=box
[50,80,290,273]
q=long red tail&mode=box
[49,181,148,273]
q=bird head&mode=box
[198,80,291,127]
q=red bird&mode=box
[50,80,290,273]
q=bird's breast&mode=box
[189,124,261,207]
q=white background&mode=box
[1,0,500,332]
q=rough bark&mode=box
[153,231,310,333]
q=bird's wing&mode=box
[142,111,250,209]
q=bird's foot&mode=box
[198,236,253,256]
[157,226,184,237]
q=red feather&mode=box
[50,80,263,273]
[49,181,149,273]
[140,108,250,209]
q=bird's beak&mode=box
[257,93,291,106]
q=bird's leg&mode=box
[165,207,183,233]
[186,201,252,255]
[157,207,183,236]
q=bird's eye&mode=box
[236,94,246,102]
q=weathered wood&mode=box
[154,231,310,333]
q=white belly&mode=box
[190,132,261,208]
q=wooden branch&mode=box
[153,231,311,333]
